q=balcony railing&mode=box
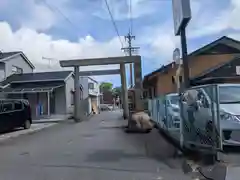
[89,88,99,96]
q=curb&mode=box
[0,123,56,143]
[32,119,68,124]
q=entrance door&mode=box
[50,91,55,114]
[26,93,38,119]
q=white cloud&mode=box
[0,0,74,31]
[0,21,126,84]
[188,0,240,38]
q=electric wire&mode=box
[41,0,80,35]
[104,0,124,49]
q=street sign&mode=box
[172,0,192,36]
[173,48,181,65]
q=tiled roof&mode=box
[0,71,73,86]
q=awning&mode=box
[0,84,64,94]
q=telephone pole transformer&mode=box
[121,31,140,88]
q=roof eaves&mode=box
[64,71,74,82]
[188,36,227,57]
[88,77,98,84]
[189,36,240,57]
[10,79,66,84]
[143,63,173,80]
[0,52,20,62]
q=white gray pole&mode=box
[120,63,129,119]
[74,66,81,122]
[47,91,50,116]
[134,61,143,110]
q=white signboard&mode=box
[173,48,181,64]
[172,0,192,36]
[236,66,240,75]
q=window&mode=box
[196,89,210,108]
[166,100,170,106]
[219,86,240,103]
[148,88,152,99]
[172,76,182,84]
[80,90,83,100]
[2,103,13,112]
[172,76,175,84]
[153,87,157,97]
[12,66,23,74]
[179,76,183,83]
[169,95,179,105]
[88,82,94,89]
[143,90,148,99]
[14,101,23,110]
[12,66,17,73]
[71,91,74,105]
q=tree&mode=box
[100,82,113,92]
[112,86,121,97]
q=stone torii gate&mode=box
[59,56,143,122]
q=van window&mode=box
[14,101,23,110]
[2,103,13,112]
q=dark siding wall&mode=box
[101,91,113,104]
[204,58,240,78]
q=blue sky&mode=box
[0,0,240,86]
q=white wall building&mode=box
[79,76,101,114]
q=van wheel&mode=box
[24,120,31,129]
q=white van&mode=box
[182,84,240,146]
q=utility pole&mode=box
[42,57,58,68]
[121,31,140,88]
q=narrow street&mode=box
[0,111,191,180]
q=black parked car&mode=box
[0,99,32,132]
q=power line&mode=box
[43,0,126,55]
[104,0,124,48]
[41,0,80,36]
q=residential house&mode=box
[79,76,101,114]
[0,51,35,98]
[0,71,83,119]
[143,36,240,98]
[0,51,35,83]
[0,51,86,119]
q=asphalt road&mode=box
[0,111,191,180]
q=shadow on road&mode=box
[0,128,23,135]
